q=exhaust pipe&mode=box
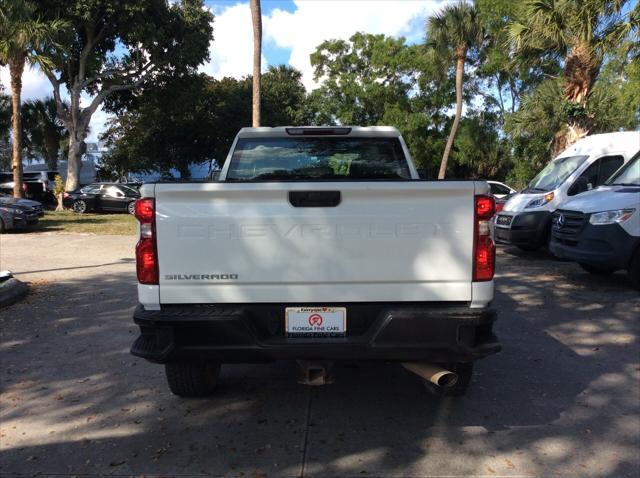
[402,362,458,388]
[297,360,334,386]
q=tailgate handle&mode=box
[289,190,341,207]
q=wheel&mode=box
[127,201,136,215]
[579,262,615,275]
[72,200,87,214]
[0,218,4,233]
[629,249,640,290]
[423,362,474,397]
[164,362,221,397]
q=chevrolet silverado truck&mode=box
[130,126,500,397]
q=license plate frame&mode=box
[285,307,347,337]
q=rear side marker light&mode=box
[474,194,496,282]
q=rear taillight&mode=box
[474,195,495,281]
[63,192,69,199]
[134,198,158,284]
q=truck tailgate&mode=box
[154,181,476,304]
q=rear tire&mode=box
[165,362,221,397]
[423,362,474,397]
[628,249,640,290]
[0,218,4,233]
[127,201,136,215]
[579,262,615,275]
[72,200,87,214]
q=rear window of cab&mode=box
[226,137,411,181]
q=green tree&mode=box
[35,0,213,191]
[450,112,512,180]
[0,0,66,197]
[507,0,635,153]
[308,33,454,175]
[476,0,559,121]
[100,67,309,180]
[427,1,484,179]
[261,65,308,126]
[21,97,67,169]
[310,32,417,125]
[101,74,219,180]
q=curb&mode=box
[0,278,29,309]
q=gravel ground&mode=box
[0,232,638,477]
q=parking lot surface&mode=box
[1,232,639,477]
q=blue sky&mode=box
[207,0,296,67]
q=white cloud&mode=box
[200,2,268,79]
[264,0,450,90]
[0,64,52,101]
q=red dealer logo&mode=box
[308,314,323,327]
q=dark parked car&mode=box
[0,202,39,233]
[63,183,141,214]
[0,193,44,216]
[0,171,58,202]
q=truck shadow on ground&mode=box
[0,253,638,477]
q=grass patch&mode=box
[35,210,137,235]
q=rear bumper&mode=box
[131,303,500,364]
[494,211,552,247]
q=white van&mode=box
[495,132,640,250]
[549,153,640,288]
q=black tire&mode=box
[164,362,221,397]
[72,199,87,214]
[628,249,640,290]
[423,362,474,397]
[0,218,4,233]
[127,201,136,215]
[579,262,615,275]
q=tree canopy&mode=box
[35,0,214,190]
[47,0,640,188]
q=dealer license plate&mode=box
[285,307,347,337]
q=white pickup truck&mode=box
[130,126,500,397]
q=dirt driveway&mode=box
[1,232,639,477]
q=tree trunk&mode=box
[55,192,65,211]
[438,51,465,180]
[554,43,600,153]
[9,58,26,198]
[44,131,59,170]
[65,132,86,192]
[250,0,262,127]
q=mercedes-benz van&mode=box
[494,132,640,250]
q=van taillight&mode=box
[134,198,158,284]
[474,195,495,281]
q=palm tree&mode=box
[22,97,67,170]
[250,0,262,127]
[0,0,66,197]
[427,1,483,179]
[508,0,634,151]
